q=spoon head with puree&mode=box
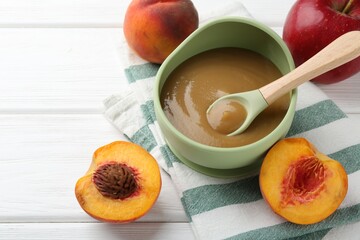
[206,90,269,136]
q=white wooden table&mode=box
[0,1,359,239]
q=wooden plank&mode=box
[0,1,356,239]
[0,114,187,223]
[240,0,295,26]
[0,222,194,240]
[0,0,126,27]
[1,113,357,223]
[0,0,295,27]
[348,114,360,121]
[0,28,127,112]
[0,28,359,114]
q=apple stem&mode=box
[342,0,354,14]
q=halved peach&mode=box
[259,138,348,224]
[75,141,162,223]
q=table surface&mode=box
[0,0,359,239]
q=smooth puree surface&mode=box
[160,48,290,147]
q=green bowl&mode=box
[153,17,297,178]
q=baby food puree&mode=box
[160,47,290,147]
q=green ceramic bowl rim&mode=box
[154,16,297,153]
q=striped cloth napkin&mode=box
[104,2,360,239]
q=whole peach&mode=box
[123,0,199,64]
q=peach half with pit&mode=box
[259,138,348,224]
[75,141,162,223]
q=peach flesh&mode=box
[281,156,328,206]
[259,138,348,225]
[75,141,162,223]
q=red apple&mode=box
[283,0,360,84]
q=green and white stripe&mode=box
[104,61,360,239]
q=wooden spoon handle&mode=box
[260,30,360,105]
